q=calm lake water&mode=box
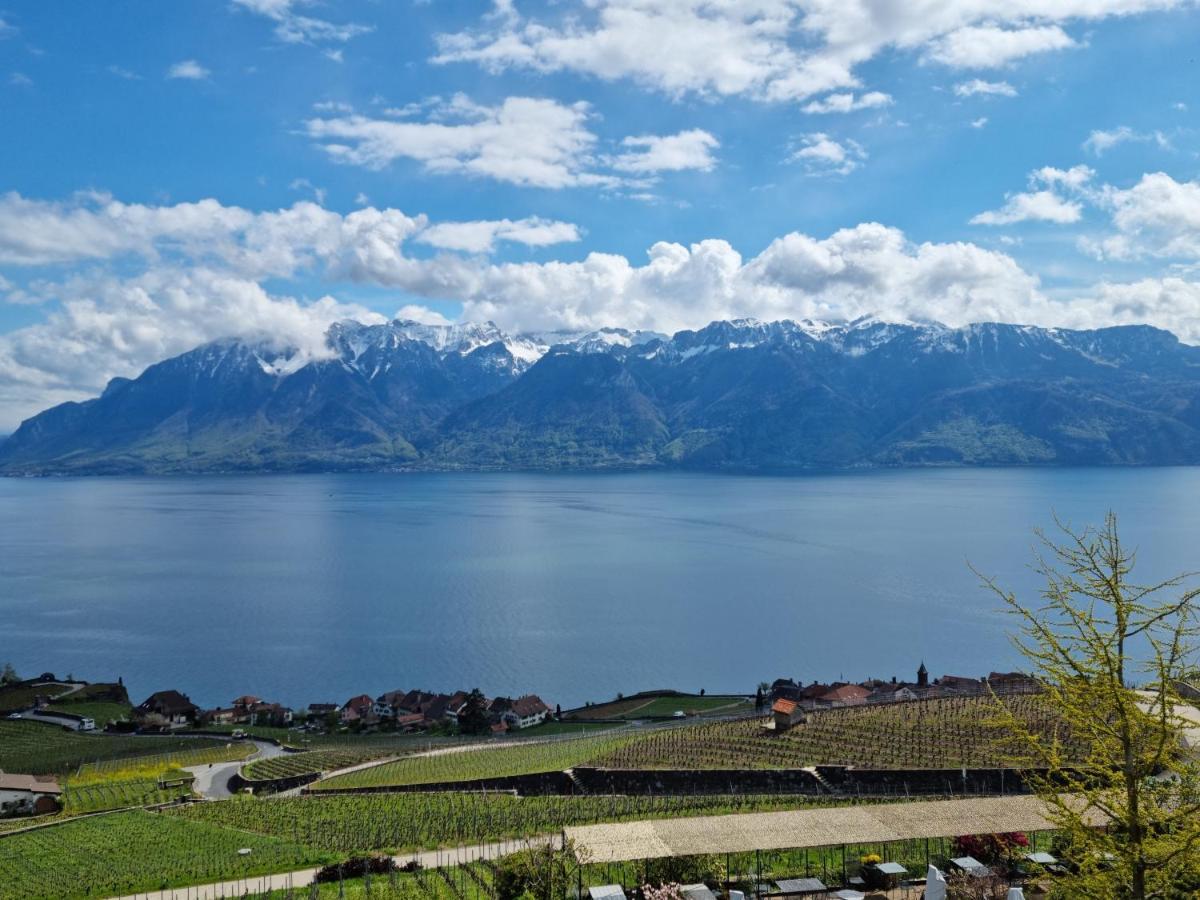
[2,468,1199,710]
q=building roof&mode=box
[0,774,62,795]
[772,699,798,715]
[343,694,374,710]
[820,685,871,702]
[232,695,262,707]
[512,694,549,717]
[138,690,198,715]
[566,796,1107,863]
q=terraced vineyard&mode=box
[0,809,333,900]
[313,732,638,790]
[243,748,401,783]
[171,791,830,853]
[0,721,238,775]
[63,774,194,813]
[76,740,253,778]
[593,695,1071,770]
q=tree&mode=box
[977,513,1200,898]
[457,688,491,735]
[494,840,586,900]
[0,662,18,685]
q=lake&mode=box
[2,468,1198,711]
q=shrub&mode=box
[313,855,398,883]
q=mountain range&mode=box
[4,316,1200,475]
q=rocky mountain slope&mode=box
[4,317,1200,474]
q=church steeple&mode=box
[917,661,928,688]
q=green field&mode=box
[75,740,253,778]
[63,774,194,813]
[44,701,132,725]
[0,683,73,713]
[312,733,638,791]
[243,748,400,783]
[593,695,1070,770]
[0,721,241,775]
[0,810,333,900]
[172,791,839,854]
[569,694,753,720]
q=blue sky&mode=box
[1,0,1199,427]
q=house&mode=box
[231,695,262,713]
[395,690,437,716]
[201,707,239,726]
[504,695,550,729]
[443,691,470,723]
[0,774,63,817]
[374,690,409,719]
[938,675,984,694]
[818,684,871,707]
[247,702,292,727]
[772,698,805,731]
[340,694,375,725]
[987,671,1039,693]
[305,703,338,721]
[136,690,199,726]
[769,678,802,702]
[395,712,425,731]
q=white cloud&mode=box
[1083,125,1170,155]
[1086,172,1200,260]
[416,217,581,253]
[0,17,16,38]
[971,165,1094,225]
[394,304,453,326]
[8,72,32,87]
[433,1,1179,103]
[305,95,619,189]
[231,0,372,45]
[925,25,1075,68]
[953,79,1017,98]
[107,65,140,80]
[787,133,865,176]
[608,129,719,174]
[970,117,989,129]
[307,96,718,188]
[802,91,892,114]
[166,60,210,80]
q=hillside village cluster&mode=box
[763,665,1040,728]
[134,686,552,734]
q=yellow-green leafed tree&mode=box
[978,513,1200,899]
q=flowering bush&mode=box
[860,853,882,865]
[640,883,685,900]
[952,832,1030,864]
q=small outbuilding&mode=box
[0,774,63,817]
[772,698,806,731]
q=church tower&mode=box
[917,661,928,688]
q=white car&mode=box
[5,712,21,720]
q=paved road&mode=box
[185,740,287,800]
[107,834,560,899]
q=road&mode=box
[185,739,286,799]
[106,834,560,899]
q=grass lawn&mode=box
[0,683,73,713]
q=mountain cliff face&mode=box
[4,317,1200,474]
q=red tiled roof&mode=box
[772,699,798,715]
[511,694,548,718]
[820,684,871,701]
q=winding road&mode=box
[184,739,287,799]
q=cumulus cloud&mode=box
[432,1,1179,103]
[802,91,892,114]
[954,79,1017,98]
[970,165,1095,225]
[416,217,581,253]
[925,25,1075,68]
[230,0,372,45]
[8,185,1200,428]
[608,129,719,174]
[166,60,210,80]
[1085,172,1200,260]
[305,95,619,189]
[787,134,865,176]
[307,97,718,188]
